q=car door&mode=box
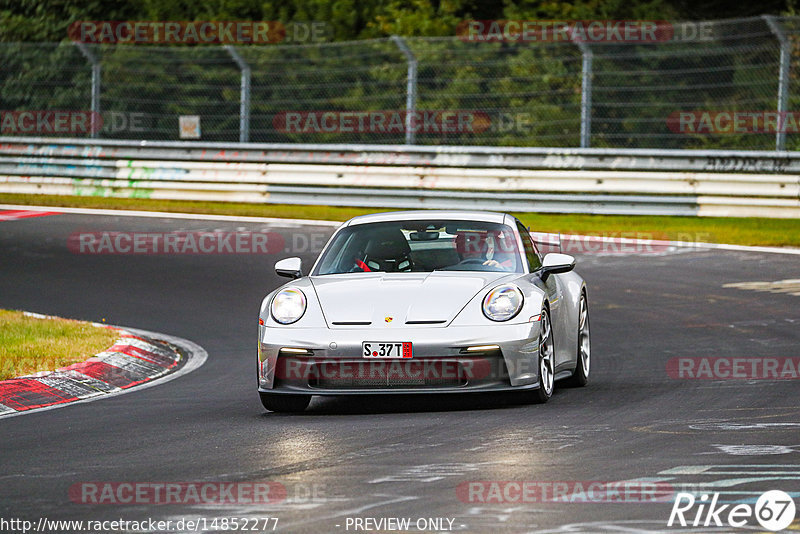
[515,221,569,370]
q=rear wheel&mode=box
[532,307,555,403]
[259,393,311,413]
[567,293,590,387]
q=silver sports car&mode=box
[257,210,590,412]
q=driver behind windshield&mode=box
[453,231,513,270]
[313,220,522,275]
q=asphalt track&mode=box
[1,210,799,534]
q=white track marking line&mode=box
[0,203,342,227]
[2,203,798,254]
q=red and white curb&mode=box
[0,319,207,419]
[0,208,60,222]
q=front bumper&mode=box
[258,323,541,394]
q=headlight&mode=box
[482,284,524,322]
[270,288,307,324]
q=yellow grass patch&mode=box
[0,310,118,380]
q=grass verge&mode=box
[1,193,799,247]
[0,310,118,381]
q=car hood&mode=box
[309,271,515,327]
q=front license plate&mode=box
[362,342,412,359]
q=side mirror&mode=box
[539,253,575,280]
[275,257,303,279]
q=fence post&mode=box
[74,43,101,138]
[763,15,789,151]
[390,36,418,145]
[225,45,251,143]
[574,40,593,148]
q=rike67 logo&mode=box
[668,490,796,531]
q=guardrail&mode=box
[1,137,799,218]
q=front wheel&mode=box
[567,293,590,387]
[531,307,555,403]
[259,392,311,413]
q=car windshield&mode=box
[313,220,524,275]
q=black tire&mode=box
[532,307,555,404]
[567,293,590,387]
[259,393,311,413]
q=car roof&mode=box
[343,210,511,227]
